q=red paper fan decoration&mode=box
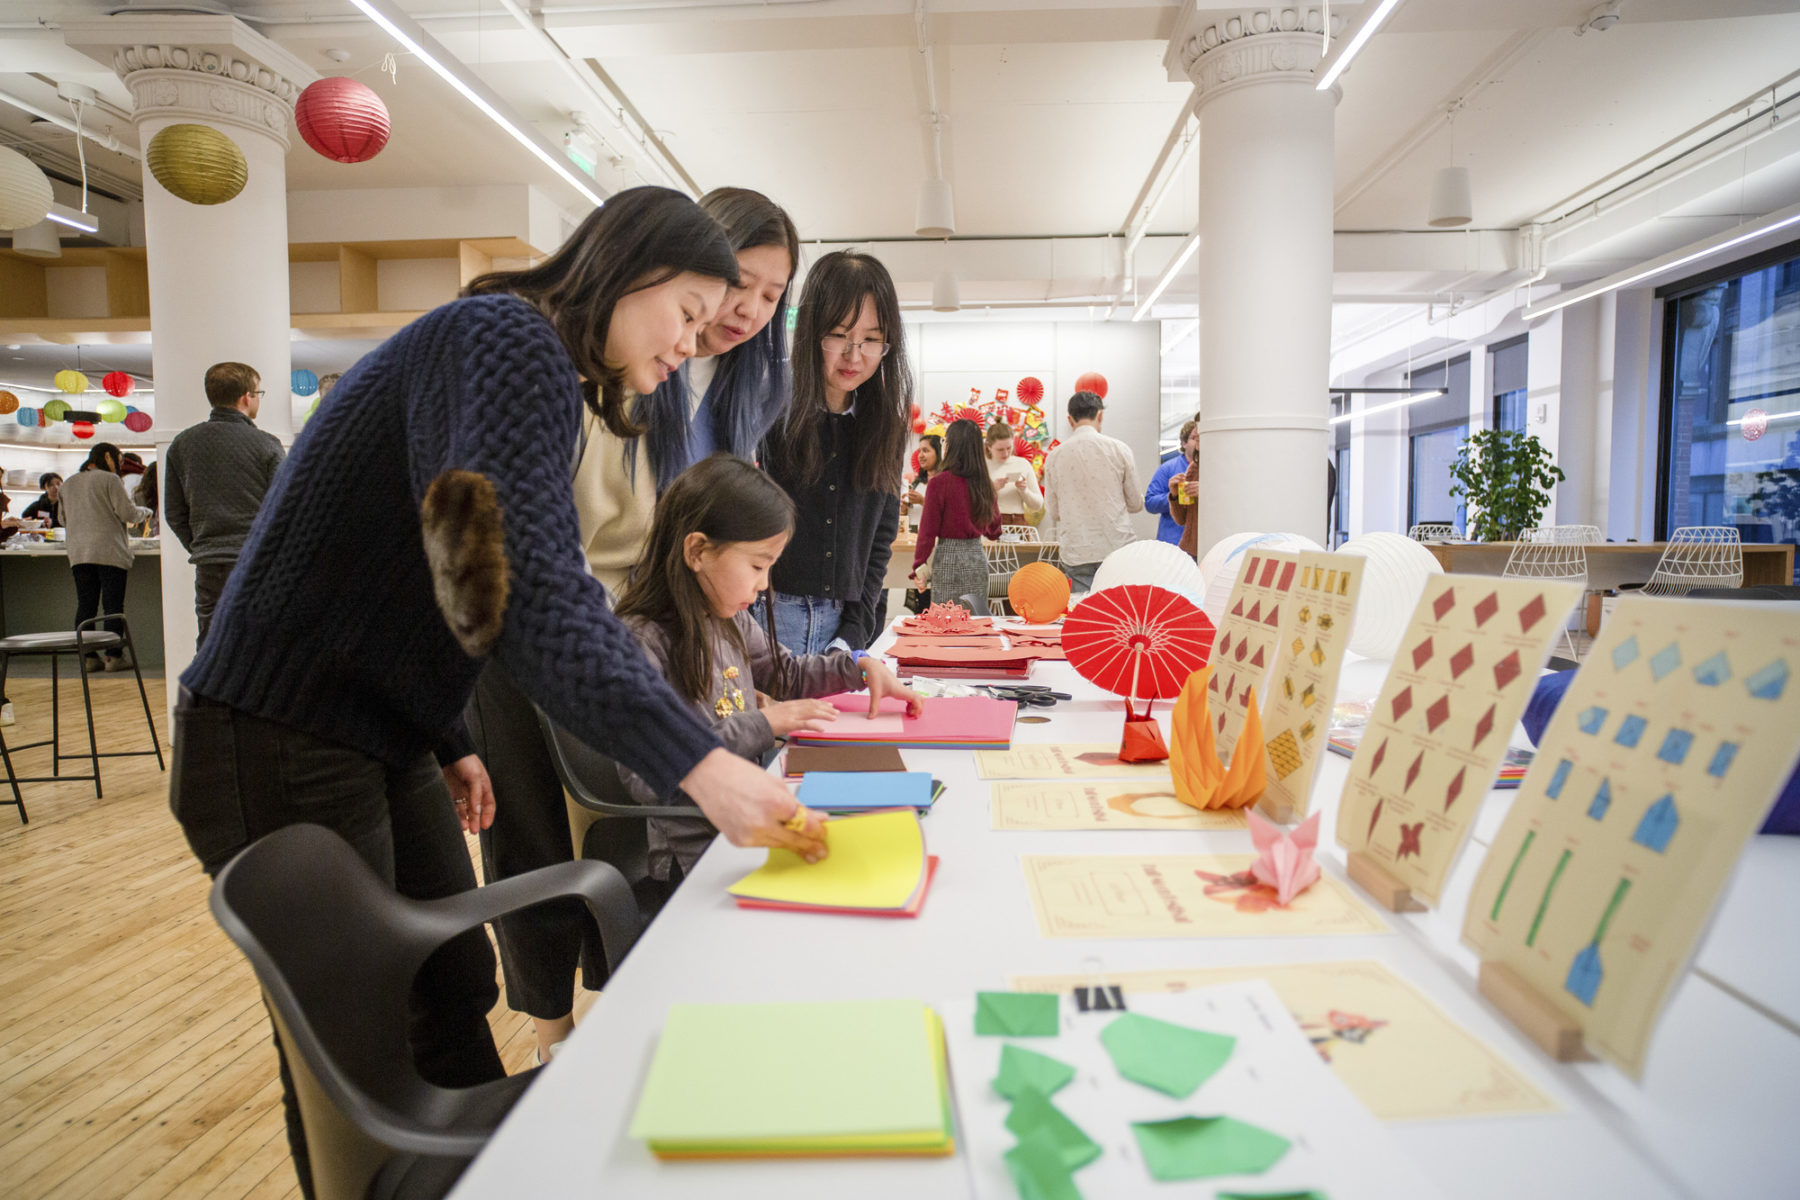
[1074,372,1108,399]
[102,371,135,398]
[295,77,391,164]
[1016,376,1044,405]
[1063,585,1214,700]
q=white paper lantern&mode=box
[1336,531,1444,660]
[0,146,54,231]
[1199,531,1324,621]
[1088,539,1206,609]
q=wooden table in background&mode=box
[1422,541,1794,590]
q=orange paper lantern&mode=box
[1007,560,1071,624]
[1074,371,1108,399]
[0,390,17,416]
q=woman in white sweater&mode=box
[986,421,1044,528]
[58,442,152,671]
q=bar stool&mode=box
[0,613,165,823]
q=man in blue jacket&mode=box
[1146,418,1198,544]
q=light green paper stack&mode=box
[629,998,954,1159]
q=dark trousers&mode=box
[169,694,505,1200]
[71,562,127,659]
[466,663,606,1020]
[194,560,234,647]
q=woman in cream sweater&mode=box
[985,421,1043,528]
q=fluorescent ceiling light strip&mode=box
[347,0,605,208]
[45,203,100,234]
[1131,233,1200,322]
[1727,408,1800,427]
[1317,0,1405,92]
[1522,203,1800,320]
[1328,388,1445,425]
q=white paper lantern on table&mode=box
[1198,531,1324,621]
[1087,539,1206,609]
[1336,531,1444,660]
[0,146,54,231]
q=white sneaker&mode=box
[0,702,13,727]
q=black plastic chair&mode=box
[0,612,164,821]
[209,823,642,1200]
[533,705,712,921]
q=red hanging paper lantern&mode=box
[102,371,135,398]
[295,77,391,164]
[1016,376,1044,405]
[911,417,927,434]
[71,420,96,439]
[1075,372,1108,399]
[123,410,154,433]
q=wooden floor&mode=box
[0,674,596,1200]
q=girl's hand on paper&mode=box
[765,699,839,737]
[860,659,925,718]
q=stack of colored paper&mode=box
[793,695,1018,750]
[783,744,908,781]
[797,770,942,814]
[889,638,1039,679]
[728,809,939,917]
[629,998,954,1159]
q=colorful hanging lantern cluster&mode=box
[294,77,392,164]
[16,370,153,434]
[146,123,249,206]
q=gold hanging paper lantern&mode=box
[146,124,249,206]
[54,369,89,394]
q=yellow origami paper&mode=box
[1170,667,1268,811]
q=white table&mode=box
[451,647,1800,1199]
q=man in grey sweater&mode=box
[163,362,286,645]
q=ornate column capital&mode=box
[1163,5,1347,106]
[61,14,319,147]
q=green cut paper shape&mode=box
[977,991,1061,1037]
[1004,1086,1101,1170]
[994,1044,1077,1101]
[1005,1127,1085,1200]
[1130,1116,1291,1183]
[1100,1012,1236,1098]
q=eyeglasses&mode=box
[247,390,266,398]
[821,335,890,360]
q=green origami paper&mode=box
[1004,1085,1101,1170]
[1005,1127,1084,1200]
[977,991,1061,1037]
[994,1044,1077,1101]
[1130,1116,1291,1183]
[1100,1012,1236,1098]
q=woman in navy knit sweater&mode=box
[168,188,826,1199]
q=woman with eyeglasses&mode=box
[758,250,912,653]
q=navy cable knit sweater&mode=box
[184,294,720,798]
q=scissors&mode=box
[985,684,1072,708]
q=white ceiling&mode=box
[2,0,1799,375]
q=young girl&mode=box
[912,418,1002,614]
[616,455,922,881]
[985,421,1043,528]
[760,250,912,653]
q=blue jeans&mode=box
[758,591,844,655]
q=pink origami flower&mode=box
[1247,810,1321,906]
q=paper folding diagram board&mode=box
[945,982,1438,1200]
[1335,576,1583,906]
[989,781,1247,831]
[1462,597,1800,1076]
[1210,550,1299,764]
[1258,552,1365,821]
[1012,960,1556,1122]
[977,743,1173,781]
[1019,853,1388,940]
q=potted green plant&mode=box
[1447,428,1565,542]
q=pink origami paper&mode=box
[1247,810,1321,906]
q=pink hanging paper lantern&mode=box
[102,371,135,398]
[295,77,391,164]
[1075,372,1108,399]
[123,410,154,433]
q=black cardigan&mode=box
[763,408,899,651]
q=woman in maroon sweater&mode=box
[911,418,1002,612]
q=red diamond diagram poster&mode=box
[1211,549,1300,766]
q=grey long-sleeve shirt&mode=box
[58,470,152,570]
[163,407,286,565]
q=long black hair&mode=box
[629,187,801,491]
[942,418,998,526]
[616,454,796,704]
[464,186,740,438]
[765,249,911,494]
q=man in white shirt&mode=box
[1042,390,1144,590]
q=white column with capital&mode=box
[66,17,315,708]
[1166,6,1340,553]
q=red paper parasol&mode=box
[1063,585,1215,700]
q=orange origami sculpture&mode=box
[1169,666,1268,811]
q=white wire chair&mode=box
[1523,524,1602,544]
[1408,523,1458,541]
[1503,528,1590,661]
[1641,526,1743,596]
